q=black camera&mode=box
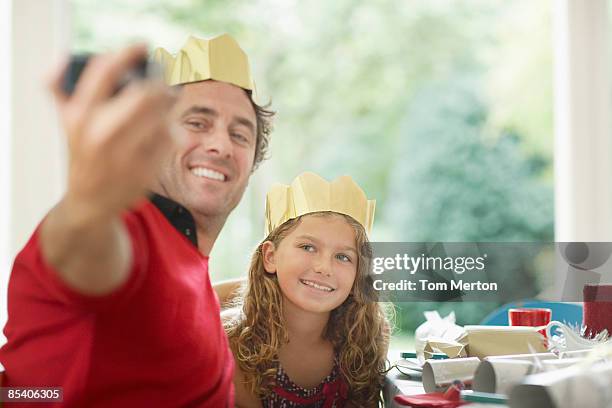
[61,54,162,96]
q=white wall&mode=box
[1,0,69,334]
[1,0,13,331]
[11,0,69,256]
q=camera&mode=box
[61,53,162,96]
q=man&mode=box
[0,34,273,407]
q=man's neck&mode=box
[192,211,226,256]
[149,189,226,257]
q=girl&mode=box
[224,172,390,407]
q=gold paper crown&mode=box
[152,34,255,93]
[265,172,376,235]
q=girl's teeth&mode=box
[301,279,333,292]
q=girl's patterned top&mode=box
[262,358,348,408]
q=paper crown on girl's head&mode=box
[265,172,376,236]
[152,34,256,93]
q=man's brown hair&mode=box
[248,92,275,170]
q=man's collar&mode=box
[149,193,198,247]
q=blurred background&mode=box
[3,0,611,348]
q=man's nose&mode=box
[204,127,232,159]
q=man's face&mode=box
[156,80,257,219]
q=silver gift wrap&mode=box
[473,359,534,395]
[509,361,612,408]
[421,357,481,393]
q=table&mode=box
[384,351,509,408]
[384,369,424,408]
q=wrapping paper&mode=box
[415,312,466,362]
[424,338,467,359]
[541,358,581,372]
[422,357,481,393]
[265,172,375,235]
[485,352,557,362]
[461,326,547,359]
[547,321,612,352]
[394,384,468,408]
[153,34,255,91]
[416,318,546,360]
[473,359,534,394]
[508,361,612,408]
[559,349,592,359]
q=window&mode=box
[72,0,555,344]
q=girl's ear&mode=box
[261,241,277,274]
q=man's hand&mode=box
[55,45,176,223]
[40,45,177,296]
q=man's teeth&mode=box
[300,279,334,292]
[191,167,226,181]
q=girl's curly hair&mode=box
[224,211,391,407]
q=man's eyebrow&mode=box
[180,105,255,135]
[181,105,218,119]
[235,116,256,136]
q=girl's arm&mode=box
[231,352,262,408]
[213,277,245,307]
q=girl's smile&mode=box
[262,214,358,314]
[298,278,335,292]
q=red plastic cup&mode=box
[508,308,551,338]
[583,285,612,337]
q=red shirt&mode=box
[0,200,234,407]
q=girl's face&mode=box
[262,214,358,314]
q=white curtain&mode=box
[554,0,612,242]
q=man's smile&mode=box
[189,166,228,182]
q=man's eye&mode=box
[231,133,249,143]
[185,121,207,130]
[301,244,315,252]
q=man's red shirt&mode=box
[0,199,234,407]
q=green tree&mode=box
[385,75,553,332]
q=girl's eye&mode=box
[336,253,352,263]
[301,244,315,252]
